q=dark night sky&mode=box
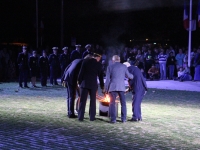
[0,0,200,48]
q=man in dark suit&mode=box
[77,53,104,121]
[38,50,49,87]
[48,47,60,86]
[105,55,133,123]
[82,44,93,59]
[124,62,148,122]
[59,47,70,82]
[63,59,83,118]
[17,45,29,88]
[70,44,82,62]
[62,54,93,118]
[28,51,38,87]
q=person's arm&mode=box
[125,68,133,79]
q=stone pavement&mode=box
[145,80,200,92]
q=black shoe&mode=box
[129,118,139,122]
[24,86,30,88]
[110,120,116,124]
[122,120,127,123]
[90,118,96,121]
[68,114,77,118]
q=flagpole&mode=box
[36,0,39,49]
[188,0,192,67]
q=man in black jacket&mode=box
[29,51,38,87]
[39,50,49,87]
[78,53,104,121]
[17,45,29,88]
[49,47,60,86]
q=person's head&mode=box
[179,49,183,54]
[169,52,173,56]
[32,51,37,57]
[112,55,120,63]
[75,44,81,50]
[151,64,155,68]
[123,62,131,67]
[93,53,102,62]
[52,47,58,54]
[42,50,47,57]
[84,54,93,59]
[85,44,91,51]
[22,45,27,53]
[62,47,68,53]
[179,67,183,71]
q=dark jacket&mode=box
[78,58,104,90]
[38,56,49,72]
[48,54,60,68]
[17,52,29,70]
[128,66,147,93]
[70,50,82,62]
[63,59,83,86]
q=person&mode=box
[28,51,38,87]
[17,45,29,88]
[70,44,82,62]
[148,64,159,80]
[158,49,167,80]
[59,47,70,82]
[77,53,104,121]
[82,44,93,59]
[193,48,200,81]
[175,49,185,70]
[177,66,192,82]
[105,55,133,123]
[167,52,176,80]
[62,54,93,118]
[144,49,154,79]
[48,47,60,86]
[123,62,147,122]
[38,50,49,87]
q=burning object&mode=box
[96,94,119,117]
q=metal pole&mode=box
[61,0,64,49]
[36,0,39,49]
[188,0,192,67]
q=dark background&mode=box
[0,0,200,49]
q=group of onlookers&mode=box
[120,45,200,82]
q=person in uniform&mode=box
[105,55,133,123]
[59,47,70,82]
[28,51,38,87]
[70,44,82,62]
[124,62,148,122]
[38,50,49,87]
[17,45,29,88]
[48,47,60,86]
[82,44,93,59]
[78,53,104,121]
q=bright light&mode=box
[146,38,148,41]
[153,43,156,45]
[130,40,132,42]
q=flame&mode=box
[104,94,110,102]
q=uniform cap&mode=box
[75,44,81,47]
[62,47,68,50]
[52,47,58,50]
[123,62,131,67]
[22,45,27,49]
[85,44,91,49]
[93,53,101,57]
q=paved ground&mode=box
[144,80,200,92]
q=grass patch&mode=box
[0,82,200,149]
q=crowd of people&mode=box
[120,45,200,82]
[1,43,200,123]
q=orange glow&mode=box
[104,94,110,102]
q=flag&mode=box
[183,2,189,30]
[198,0,200,27]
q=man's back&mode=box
[105,62,132,92]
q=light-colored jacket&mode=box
[105,62,133,92]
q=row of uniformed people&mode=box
[17,46,70,88]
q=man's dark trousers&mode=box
[78,87,96,121]
[109,91,126,122]
[66,83,77,117]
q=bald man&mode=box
[105,55,133,123]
